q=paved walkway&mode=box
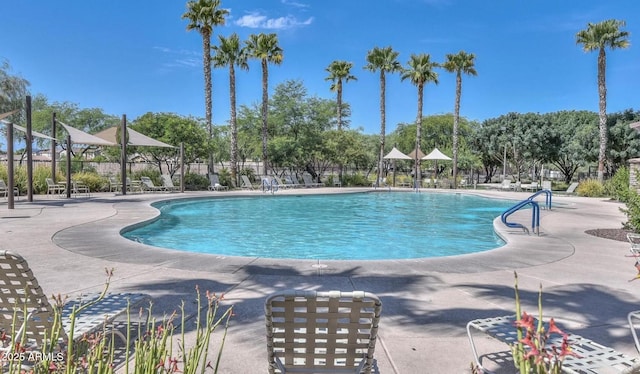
[0,188,638,373]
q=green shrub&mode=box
[184,173,209,190]
[622,190,640,233]
[605,166,631,202]
[73,171,107,192]
[344,173,370,187]
[131,168,162,186]
[217,168,232,188]
[575,179,605,197]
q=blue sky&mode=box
[1,0,638,135]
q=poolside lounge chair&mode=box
[0,179,19,198]
[0,250,147,361]
[499,179,512,191]
[161,174,179,192]
[109,177,121,192]
[140,176,166,192]
[241,175,254,190]
[564,182,579,195]
[287,174,304,188]
[71,180,90,197]
[208,174,228,191]
[541,180,552,191]
[302,174,324,188]
[265,290,382,374]
[45,178,65,195]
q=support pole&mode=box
[25,96,33,202]
[180,142,185,193]
[66,135,71,198]
[51,112,57,182]
[120,114,127,195]
[7,122,14,209]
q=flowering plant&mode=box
[511,272,578,374]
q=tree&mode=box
[324,60,357,131]
[364,46,402,186]
[245,33,283,176]
[576,19,629,183]
[212,33,248,186]
[443,51,477,188]
[0,60,30,136]
[182,0,228,173]
[400,53,439,187]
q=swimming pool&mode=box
[122,192,516,260]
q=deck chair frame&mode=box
[0,251,146,360]
[265,290,382,374]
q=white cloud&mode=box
[234,12,313,30]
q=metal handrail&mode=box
[528,189,552,210]
[501,199,540,235]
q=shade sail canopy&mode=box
[407,148,426,160]
[383,147,412,160]
[422,148,452,160]
[0,109,19,121]
[1,120,57,141]
[630,121,640,131]
[58,121,117,146]
[93,126,175,148]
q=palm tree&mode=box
[182,0,228,174]
[245,33,284,176]
[325,60,357,131]
[576,19,629,183]
[212,33,248,187]
[401,54,439,188]
[364,46,402,187]
[443,51,477,188]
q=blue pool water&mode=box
[123,192,515,260]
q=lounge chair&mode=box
[241,175,254,190]
[208,174,229,191]
[265,290,382,374]
[140,176,166,192]
[0,250,147,360]
[564,182,579,195]
[302,174,324,188]
[71,180,90,197]
[0,179,19,198]
[286,174,303,188]
[499,179,512,191]
[161,174,179,192]
[45,178,65,195]
[541,180,552,191]
[272,176,292,189]
[109,177,121,192]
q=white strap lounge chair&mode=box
[161,174,179,192]
[45,178,65,195]
[140,176,166,192]
[302,174,324,188]
[0,250,147,357]
[208,174,229,191]
[241,175,254,190]
[265,290,382,374]
[0,179,19,198]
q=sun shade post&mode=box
[26,96,34,202]
[66,134,72,198]
[51,112,57,183]
[6,121,14,209]
[180,142,185,193]
[120,114,127,195]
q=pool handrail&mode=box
[501,199,540,235]
[528,189,552,210]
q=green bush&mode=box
[622,190,640,233]
[73,171,107,192]
[605,166,631,202]
[184,173,209,190]
[217,168,232,188]
[131,168,162,186]
[344,173,370,187]
[575,179,605,197]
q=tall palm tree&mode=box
[212,33,248,187]
[325,60,357,131]
[443,51,476,188]
[245,33,283,176]
[364,46,402,187]
[401,54,439,188]
[182,0,228,174]
[576,19,629,183]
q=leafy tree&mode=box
[182,0,228,173]
[443,51,477,188]
[364,46,402,186]
[400,53,439,185]
[607,109,640,173]
[576,19,630,183]
[324,60,357,131]
[0,60,30,147]
[131,112,209,175]
[245,33,283,176]
[212,33,249,186]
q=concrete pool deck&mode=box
[1,187,638,373]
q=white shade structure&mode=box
[383,147,412,160]
[422,148,452,161]
[93,126,175,148]
[58,121,117,146]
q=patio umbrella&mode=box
[383,147,412,186]
[422,148,452,182]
